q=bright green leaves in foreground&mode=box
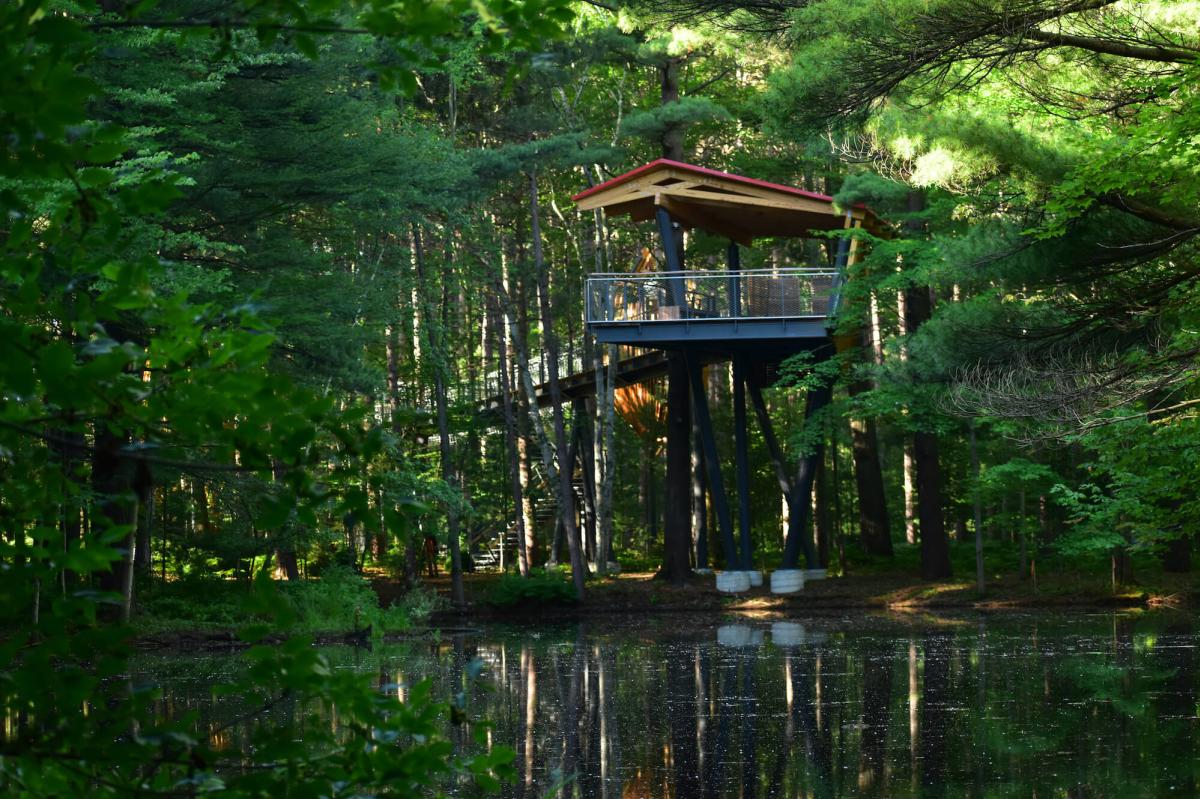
[2,577,509,797]
[1,0,576,795]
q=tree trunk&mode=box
[902,191,951,580]
[847,383,893,557]
[815,455,832,569]
[593,343,617,572]
[659,56,685,160]
[527,169,587,599]
[276,548,300,581]
[1018,489,1028,580]
[134,459,154,575]
[898,289,917,546]
[386,323,402,432]
[518,410,537,569]
[495,298,530,576]
[412,224,464,605]
[92,422,137,619]
[270,460,301,582]
[914,430,952,579]
[1112,546,1135,590]
[51,428,86,592]
[655,56,693,581]
[1163,536,1192,573]
[968,421,985,593]
[578,398,599,564]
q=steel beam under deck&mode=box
[590,318,831,346]
[686,349,740,570]
[481,349,671,412]
[732,354,754,571]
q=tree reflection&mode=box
[919,632,951,797]
[667,642,700,797]
[131,613,1200,799]
[858,637,894,795]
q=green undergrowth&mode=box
[485,568,578,608]
[843,539,1193,598]
[136,566,433,635]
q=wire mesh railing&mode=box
[586,268,840,324]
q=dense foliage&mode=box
[2,0,1198,792]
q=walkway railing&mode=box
[586,268,839,325]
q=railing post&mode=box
[726,241,740,319]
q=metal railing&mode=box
[586,268,840,325]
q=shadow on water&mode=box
[133,612,1199,798]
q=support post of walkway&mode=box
[781,384,833,569]
[732,354,754,571]
[692,417,709,569]
[686,351,738,569]
[748,374,829,570]
[656,207,688,316]
[658,206,693,582]
[727,241,741,317]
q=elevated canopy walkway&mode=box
[567,159,883,589]
[474,161,883,587]
[481,346,671,412]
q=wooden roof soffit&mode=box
[572,159,878,241]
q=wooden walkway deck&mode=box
[482,349,671,411]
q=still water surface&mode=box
[137,612,1199,797]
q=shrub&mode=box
[136,574,253,632]
[485,568,577,608]
[280,565,410,634]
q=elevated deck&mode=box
[586,267,840,347]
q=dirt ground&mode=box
[374,567,1196,623]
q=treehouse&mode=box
[573,160,882,594]
[575,159,881,351]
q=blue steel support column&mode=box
[827,212,853,320]
[732,355,753,571]
[657,205,694,581]
[686,351,738,570]
[780,383,833,569]
[655,207,688,316]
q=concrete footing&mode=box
[745,569,764,587]
[716,571,751,593]
[769,569,805,594]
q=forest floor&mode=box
[388,547,1195,623]
[127,546,1196,652]
[391,565,1197,623]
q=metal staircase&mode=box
[472,523,521,570]
[468,469,589,571]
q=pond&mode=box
[134,612,1199,797]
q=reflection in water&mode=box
[132,613,1199,798]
